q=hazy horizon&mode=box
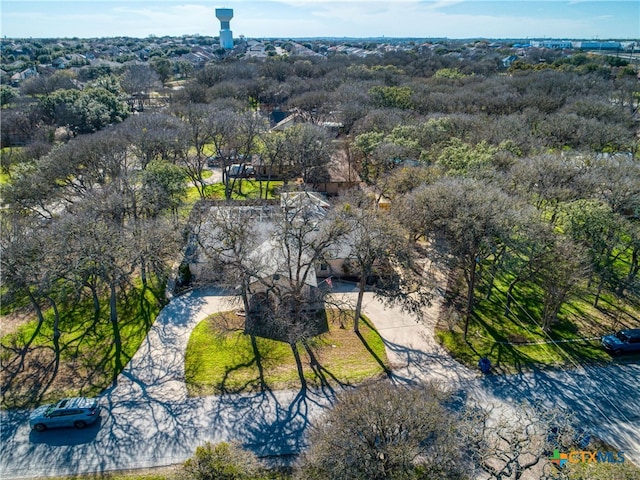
[2,1,638,40]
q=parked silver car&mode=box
[29,397,101,432]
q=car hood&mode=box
[29,405,51,420]
[602,335,624,346]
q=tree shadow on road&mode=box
[379,333,478,386]
[474,362,640,465]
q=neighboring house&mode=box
[270,110,343,137]
[10,67,37,85]
[270,112,301,132]
[269,108,289,126]
[502,55,518,68]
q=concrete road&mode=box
[0,289,332,478]
[350,287,640,467]
[1,285,638,478]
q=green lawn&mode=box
[42,470,176,480]
[205,179,284,200]
[40,464,292,480]
[435,272,638,374]
[564,457,640,479]
[185,310,389,395]
[184,180,283,204]
[1,283,163,408]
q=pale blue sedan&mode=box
[29,397,101,432]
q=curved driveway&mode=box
[1,285,639,478]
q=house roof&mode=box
[280,191,330,219]
[249,237,318,287]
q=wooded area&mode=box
[1,39,639,405]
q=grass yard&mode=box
[205,179,284,200]
[38,467,179,480]
[185,310,389,395]
[436,272,640,374]
[39,464,292,480]
[564,458,640,479]
[0,283,163,408]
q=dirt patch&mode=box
[1,308,34,336]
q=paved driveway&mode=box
[1,286,638,478]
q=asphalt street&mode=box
[1,285,638,478]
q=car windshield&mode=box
[616,332,630,342]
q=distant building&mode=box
[577,41,622,51]
[215,8,234,49]
[502,55,518,68]
[531,40,572,49]
[10,66,37,85]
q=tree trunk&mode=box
[464,260,477,340]
[485,245,506,300]
[354,278,366,333]
[620,245,639,296]
[251,335,266,391]
[48,296,62,380]
[504,277,520,316]
[88,282,101,324]
[264,177,272,200]
[26,290,46,348]
[140,260,148,288]
[110,281,123,380]
[291,343,306,390]
[593,276,605,308]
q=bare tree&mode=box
[403,177,515,339]
[508,154,586,223]
[120,113,190,169]
[120,63,160,97]
[257,129,289,199]
[465,401,589,480]
[246,198,348,345]
[172,103,216,199]
[0,213,60,402]
[204,102,266,200]
[299,381,470,480]
[280,123,333,186]
[193,204,261,314]
[340,192,432,332]
[535,236,589,331]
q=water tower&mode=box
[215,8,234,49]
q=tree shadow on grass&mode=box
[301,339,346,397]
[355,328,393,380]
[1,286,167,409]
[470,314,545,375]
[216,332,289,395]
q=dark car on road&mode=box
[601,328,640,356]
[29,397,101,432]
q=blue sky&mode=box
[1,1,638,39]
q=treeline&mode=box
[1,43,638,402]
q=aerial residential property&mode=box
[1,1,639,479]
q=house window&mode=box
[320,263,328,271]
